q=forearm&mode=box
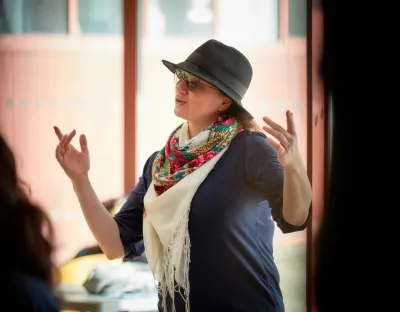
[282,162,312,226]
[72,175,125,259]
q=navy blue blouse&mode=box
[114,130,307,312]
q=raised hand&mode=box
[262,110,303,169]
[54,126,90,182]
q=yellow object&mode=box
[58,254,122,285]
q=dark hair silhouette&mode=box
[0,135,57,288]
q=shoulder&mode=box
[8,271,48,293]
[230,130,269,153]
[4,271,59,311]
[232,130,267,144]
[142,151,159,186]
[233,131,280,170]
[147,150,159,166]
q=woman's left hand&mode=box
[262,110,303,168]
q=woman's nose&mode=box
[176,80,188,94]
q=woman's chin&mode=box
[174,106,186,119]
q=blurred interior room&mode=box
[0,1,326,311]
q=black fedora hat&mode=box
[162,39,253,118]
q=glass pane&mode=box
[145,0,214,38]
[78,0,123,34]
[217,0,279,44]
[0,0,68,34]
[289,0,307,37]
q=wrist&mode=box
[284,159,306,173]
[71,173,90,188]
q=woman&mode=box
[54,39,311,312]
[0,135,60,311]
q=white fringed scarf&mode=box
[143,122,229,312]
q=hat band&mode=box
[186,52,248,98]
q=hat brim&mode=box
[162,59,253,119]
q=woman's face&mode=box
[174,69,231,124]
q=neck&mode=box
[187,117,217,139]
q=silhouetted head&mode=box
[0,135,57,287]
[0,136,20,206]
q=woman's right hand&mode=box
[54,126,90,183]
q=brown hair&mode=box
[224,103,261,132]
[0,135,57,288]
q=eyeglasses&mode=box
[174,68,218,92]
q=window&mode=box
[146,0,214,38]
[289,0,307,37]
[0,0,68,34]
[217,0,279,44]
[78,0,123,34]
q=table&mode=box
[60,293,158,312]
[61,295,120,312]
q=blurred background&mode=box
[0,1,326,311]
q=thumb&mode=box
[79,134,89,155]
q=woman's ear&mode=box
[219,97,232,112]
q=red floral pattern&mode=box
[152,116,243,196]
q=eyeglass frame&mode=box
[174,68,219,92]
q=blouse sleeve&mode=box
[113,151,158,259]
[244,131,307,233]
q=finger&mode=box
[266,137,284,153]
[59,135,69,151]
[263,125,290,150]
[263,116,288,136]
[79,134,89,155]
[286,110,296,135]
[64,130,76,146]
[55,145,63,162]
[53,126,64,141]
[60,134,68,146]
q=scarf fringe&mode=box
[156,209,191,312]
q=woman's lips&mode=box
[175,98,186,105]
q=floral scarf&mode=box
[152,115,243,196]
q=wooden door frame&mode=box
[123,0,138,194]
